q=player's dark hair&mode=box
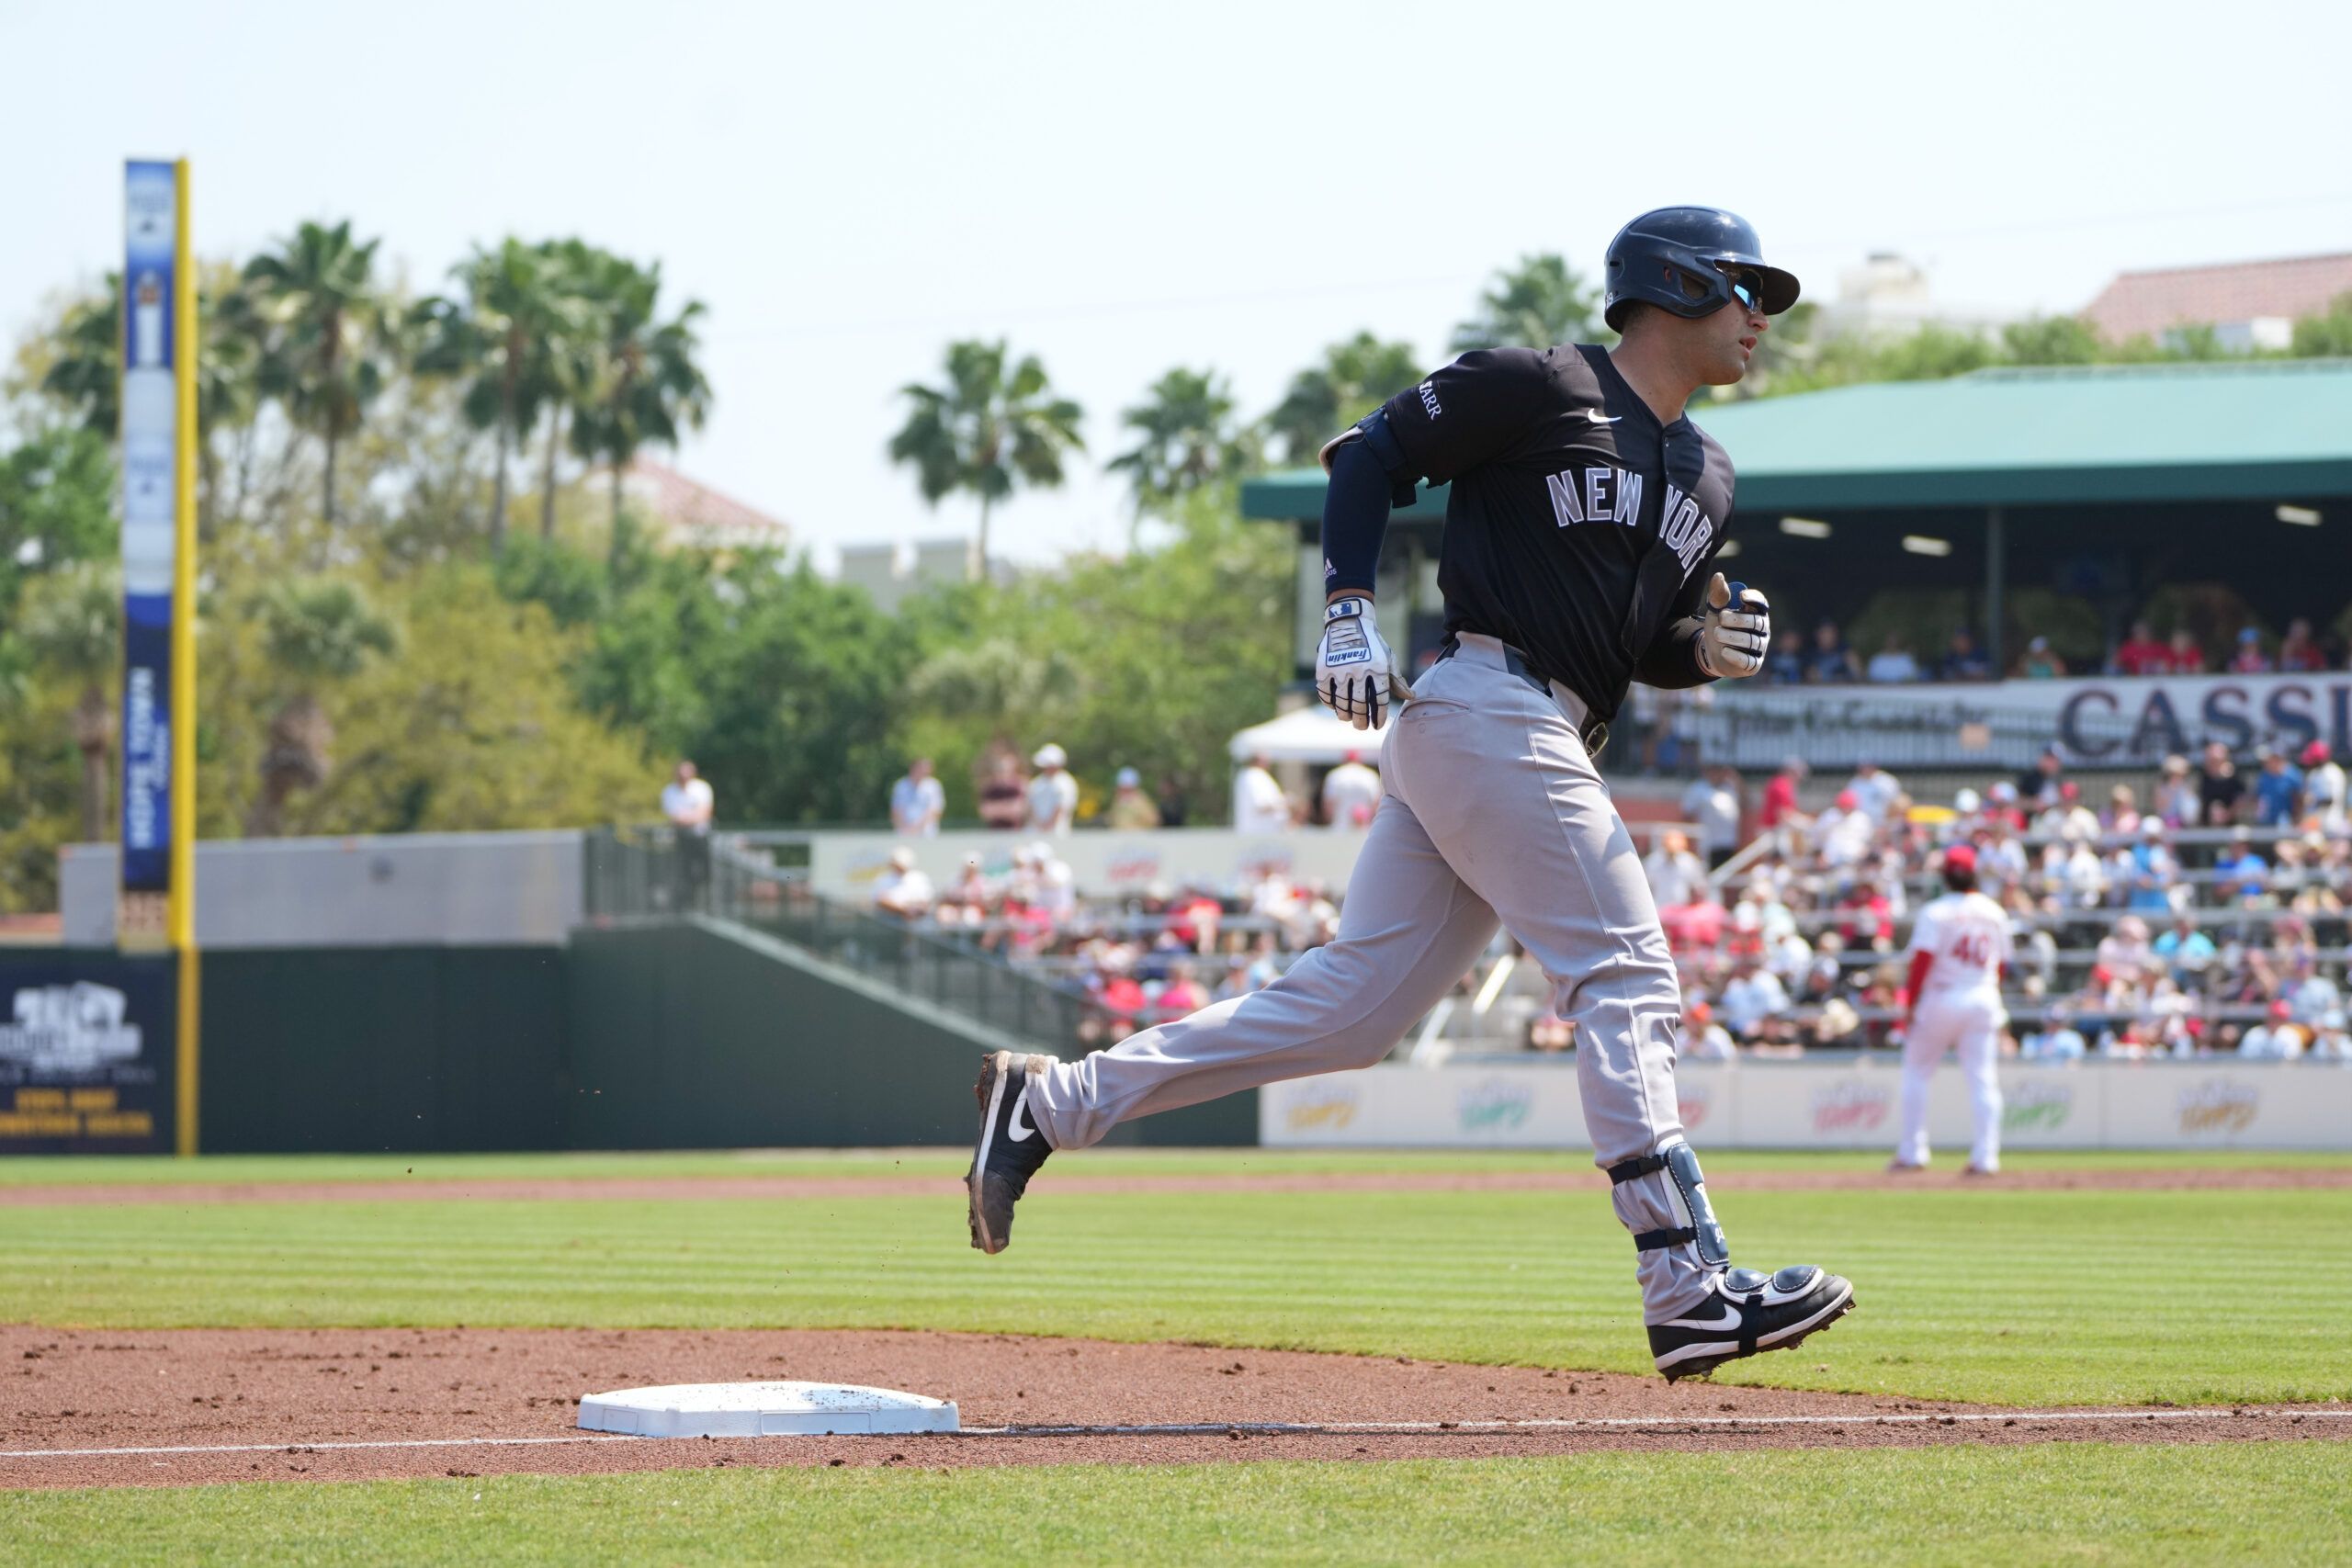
[1942,863,1978,893]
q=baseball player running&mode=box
[969,207,1853,1380]
[1891,843,2014,1175]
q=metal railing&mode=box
[582,828,1091,1050]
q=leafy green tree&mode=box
[36,287,123,436]
[1263,333,1420,466]
[2290,293,2352,357]
[2001,315,2102,366]
[1106,367,1260,521]
[245,579,399,836]
[888,339,1084,579]
[1451,254,1606,353]
[563,249,711,560]
[295,567,659,834]
[15,564,119,845]
[0,428,116,619]
[243,220,397,526]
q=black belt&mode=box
[1435,637,1610,760]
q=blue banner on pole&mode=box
[121,161,178,899]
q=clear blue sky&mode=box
[5,0,2346,567]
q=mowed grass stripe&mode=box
[7,1444,2351,1567]
[5,1145,2345,1187]
[4,1184,2345,1406]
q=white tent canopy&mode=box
[1227,705,1376,765]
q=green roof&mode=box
[1240,358,2352,519]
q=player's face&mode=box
[1696,272,1769,386]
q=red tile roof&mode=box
[2081,253,2352,344]
[625,457,792,549]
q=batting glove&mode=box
[1317,596,1400,730]
[1696,572,1770,680]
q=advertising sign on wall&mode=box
[1261,1059,2352,1151]
[0,956,176,1154]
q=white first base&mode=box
[577,1382,960,1438]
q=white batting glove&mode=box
[1317,596,1400,730]
[1696,572,1770,680]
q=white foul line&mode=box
[1,1407,2346,1461]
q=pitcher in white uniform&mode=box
[1891,843,2013,1175]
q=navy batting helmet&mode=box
[1603,208,1801,333]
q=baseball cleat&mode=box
[1962,1163,1998,1178]
[1648,1264,1856,1382]
[967,1050,1056,1255]
[1885,1158,1927,1174]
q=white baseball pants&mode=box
[1896,990,2006,1171]
[1024,635,1710,1320]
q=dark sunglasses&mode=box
[1716,265,1765,312]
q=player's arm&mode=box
[1316,350,1548,728]
[1634,544,1769,688]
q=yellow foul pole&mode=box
[170,159,199,1156]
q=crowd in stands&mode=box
[1634,740,2352,1063]
[888,746,1385,839]
[861,703,2352,1065]
[1774,615,2347,684]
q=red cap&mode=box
[1944,844,1978,874]
[2269,999,2294,1021]
[2060,780,2080,801]
[1689,1001,1713,1021]
[1836,790,1859,809]
[2304,740,2331,767]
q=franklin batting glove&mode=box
[1317,596,1399,730]
[1697,572,1770,680]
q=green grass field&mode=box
[12,1445,2351,1567]
[5,1148,2348,1562]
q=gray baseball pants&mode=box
[1024,634,1713,1321]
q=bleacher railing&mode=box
[582,827,1091,1050]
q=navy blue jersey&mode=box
[1378,344,1736,721]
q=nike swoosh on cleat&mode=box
[1006,1091,1037,1144]
[1663,1304,1742,1331]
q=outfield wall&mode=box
[1260,1059,2352,1151]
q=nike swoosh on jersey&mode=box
[1006,1092,1038,1144]
[1579,409,1623,423]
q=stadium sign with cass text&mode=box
[1703,671,2352,771]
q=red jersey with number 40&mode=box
[1905,892,2012,998]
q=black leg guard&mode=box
[1608,1139,1729,1268]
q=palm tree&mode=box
[413,240,580,554]
[888,340,1084,580]
[245,579,399,837]
[17,565,120,844]
[243,220,395,526]
[1450,254,1607,353]
[563,249,711,565]
[1106,367,1260,523]
[1262,333,1420,466]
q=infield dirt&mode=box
[5,1325,2345,1491]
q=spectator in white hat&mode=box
[1025,744,1079,836]
[1104,766,1161,829]
[873,847,934,920]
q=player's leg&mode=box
[1894,1000,1957,1170]
[1023,795,1497,1149]
[1396,644,1849,1369]
[1958,999,2004,1173]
